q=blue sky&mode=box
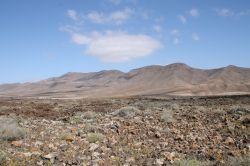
[1,0,250,83]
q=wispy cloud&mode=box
[67,9,78,21]
[170,29,180,36]
[178,15,187,24]
[189,8,199,17]
[59,25,80,33]
[215,8,234,17]
[215,8,250,17]
[170,29,181,45]
[71,31,162,63]
[153,25,162,33]
[108,0,122,5]
[173,38,180,45]
[86,8,134,25]
[192,32,200,41]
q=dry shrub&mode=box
[0,150,7,164]
[70,111,98,124]
[112,106,141,118]
[173,158,212,166]
[0,116,26,141]
[86,133,105,143]
[160,110,175,123]
[226,156,250,166]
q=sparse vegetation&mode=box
[0,95,249,165]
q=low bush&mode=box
[160,110,175,123]
[112,106,141,118]
[86,133,105,143]
[0,150,7,164]
[0,116,26,141]
[173,159,211,166]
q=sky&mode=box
[1,0,250,84]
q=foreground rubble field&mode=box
[0,95,249,166]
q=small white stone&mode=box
[155,158,164,166]
[89,143,99,151]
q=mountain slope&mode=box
[0,63,250,98]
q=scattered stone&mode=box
[89,143,99,151]
[225,137,234,145]
[92,152,100,159]
[0,96,249,165]
[164,152,176,163]
[43,152,58,163]
[175,134,184,141]
[64,135,74,142]
[155,131,161,138]
[155,158,164,166]
[23,152,32,157]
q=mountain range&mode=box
[1,63,250,98]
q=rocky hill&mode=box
[0,63,250,98]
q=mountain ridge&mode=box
[1,63,250,98]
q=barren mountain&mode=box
[0,63,250,98]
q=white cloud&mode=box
[86,8,134,25]
[71,32,162,63]
[215,8,234,17]
[192,32,200,41]
[189,8,199,17]
[67,10,78,21]
[153,25,162,33]
[178,15,187,24]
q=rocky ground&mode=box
[0,95,249,166]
